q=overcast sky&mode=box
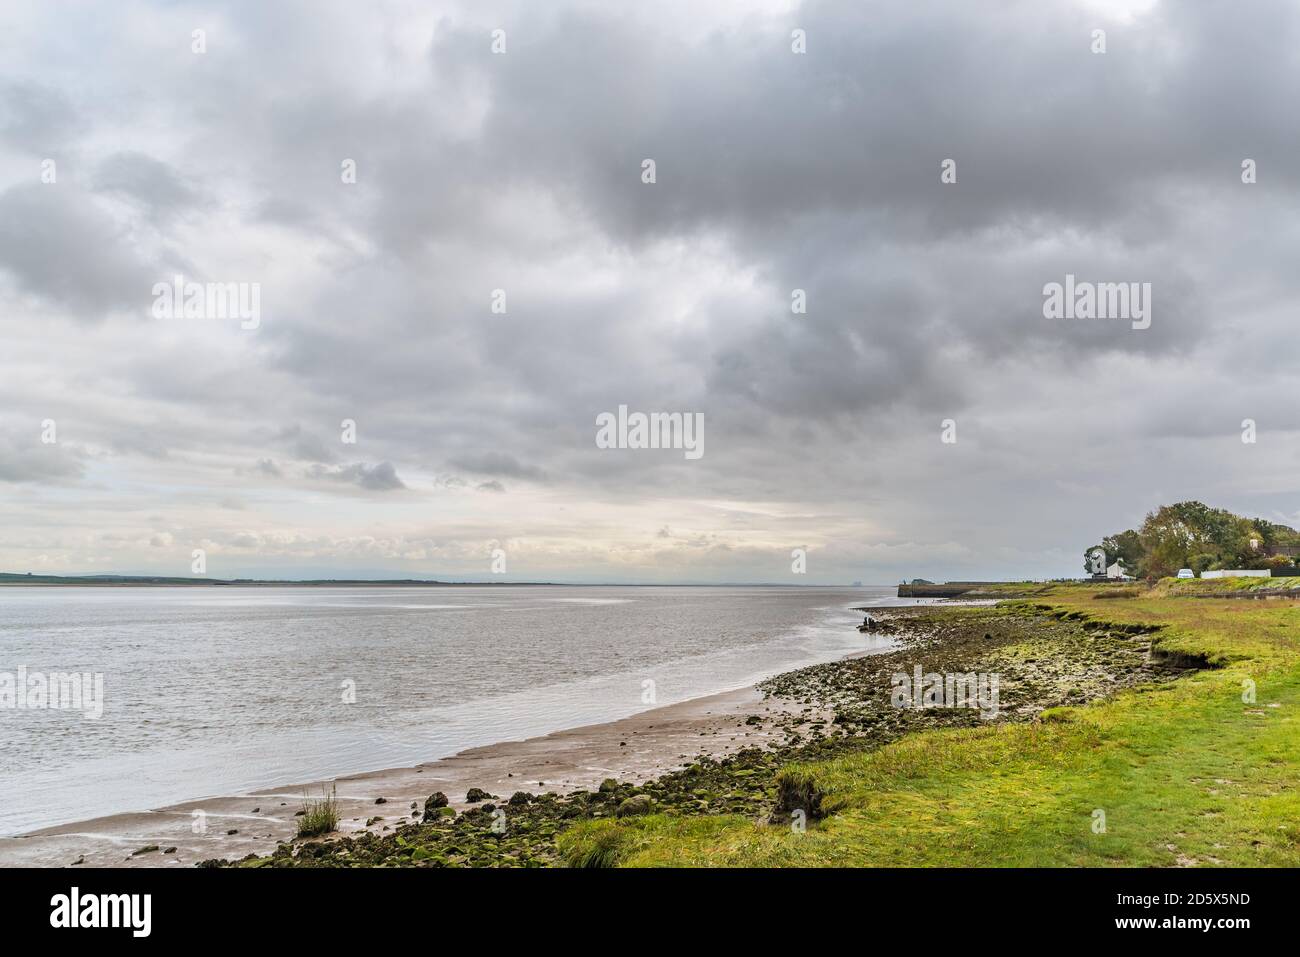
[1,0,1297,584]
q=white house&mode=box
[1106,561,1133,580]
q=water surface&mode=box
[0,584,908,834]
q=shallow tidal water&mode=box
[0,584,911,834]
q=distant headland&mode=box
[0,572,566,587]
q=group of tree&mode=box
[1086,501,1300,579]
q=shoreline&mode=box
[0,587,904,858]
[2,594,1197,868]
[256,597,1189,868]
[0,630,897,868]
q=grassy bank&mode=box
[564,582,1299,867]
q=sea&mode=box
[0,584,918,834]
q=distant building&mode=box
[1106,561,1133,580]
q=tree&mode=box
[1090,502,1297,580]
[1136,502,1261,578]
[1101,529,1143,575]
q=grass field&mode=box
[560,581,1300,867]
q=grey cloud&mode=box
[0,184,155,315]
[110,432,171,460]
[3,0,1299,583]
[235,0,1283,459]
[0,435,84,483]
[277,424,340,464]
[307,461,406,491]
[0,80,82,150]
[95,151,201,218]
[450,452,546,482]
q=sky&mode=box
[1,0,1297,585]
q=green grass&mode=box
[558,820,635,867]
[296,785,339,838]
[566,584,1300,867]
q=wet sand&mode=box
[0,683,826,868]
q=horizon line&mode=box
[0,571,913,588]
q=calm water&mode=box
[0,584,909,835]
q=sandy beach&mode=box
[0,679,835,868]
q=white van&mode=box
[1176,568,1194,579]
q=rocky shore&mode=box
[211,599,1192,868]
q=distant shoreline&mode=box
[0,577,562,588]
[0,575,879,588]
